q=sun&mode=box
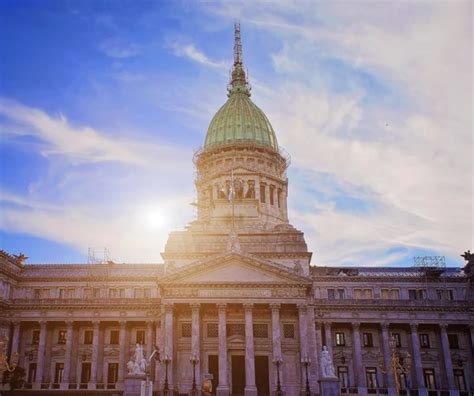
[144,207,167,229]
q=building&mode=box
[0,24,473,396]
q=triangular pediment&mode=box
[160,252,311,286]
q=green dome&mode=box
[204,90,278,151]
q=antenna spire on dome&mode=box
[229,22,250,96]
[234,21,242,65]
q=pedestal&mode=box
[124,374,146,396]
[216,386,230,396]
[319,377,341,396]
[244,386,258,396]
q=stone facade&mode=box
[0,24,473,396]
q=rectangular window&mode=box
[58,330,67,344]
[107,363,119,384]
[391,333,401,347]
[269,185,275,205]
[337,289,346,299]
[207,323,218,338]
[453,369,466,391]
[93,288,100,298]
[409,289,427,300]
[32,330,40,345]
[328,289,335,300]
[436,289,454,300]
[419,333,430,348]
[28,363,37,383]
[363,333,374,347]
[54,362,64,384]
[338,366,349,388]
[34,289,41,299]
[335,332,346,346]
[181,323,192,338]
[143,288,150,298]
[134,288,143,298]
[253,324,269,338]
[354,288,373,299]
[80,362,91,384]
[109,288,117,298]
[119,288,125,298]
[448,334,459,349]
[277,188,282,208]
[381,289,400,299]
[283,323,295,339]
[110,330,119,344]
[365,367,377,389]
[423,368,436,389]
[136,330,146,344]
[399,373,407,390]
[84,330,93,344]
[83,288,92,299]
[260,183,266,203]
[227,323,245,337]
[59,288,67,298]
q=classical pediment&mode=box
[160,252,311,286]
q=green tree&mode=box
[2,366,26,390]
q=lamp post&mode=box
[190,354,199,396]
[379,335,411,396]
[0,336,19,374]
[301,356,311,396]
[162,354,171,396]
[273,356,283,396]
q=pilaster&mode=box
[352,322,366,396]
[244,303,257,396]
[61,320,74,390]
[216,303,229,396]
[33,321,47,390]
[409,323,427,396]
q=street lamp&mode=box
[0,336,19,374]
[379,335,411,396]
[273,356,283,396]
[162,354,171,396]
[301,356,311,396]
[189,354,199,396]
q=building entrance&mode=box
[231,355,245,395]
[255,356,270,396]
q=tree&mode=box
[2,366,26,390]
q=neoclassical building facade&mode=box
[0,25,473,396]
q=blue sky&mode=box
[0,1,472,267]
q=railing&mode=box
[313,299,470,308]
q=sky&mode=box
[0,0,472,267]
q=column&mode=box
[271,304,283,391]
[352,323,366,396]
[216,303,229,396]
[164,303,174,390]
[307,306,319,385]
[89,321,100,389]
[34,321,47,389]
[410,323,427,396]
[61,321,74,389]
[10,321,21,355]
[298,304,309,393]
[191,304,201,390]
[244,304,257,396]
[324,321,333,355]
[381,323,395,396]
[154,318,162,391]
[146,321,154,358]
[439,324,458,396]
[118,321,127,386]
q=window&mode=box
[59,288,72,298]
[328,288,345,300]
[363,333,374,347]
[109,288,118,298]
[365,367,377,389]
[54,363,64,384]
[354,288,373,299]
[423,368,436,389]
[448,334,459,349]
[181,323,192,338]
[391,333,401,347]
[381,289,400,299]
[110,330,119,344]
[107,363,119,384]
[260,183,266,203]
[408,289,427,300]
[27,363,37,383]
[81,362,91,384]
[136,330,146,344]
[336,332,346,346]
[269,185,275,205]
[207,323,218,338]
[93,288,100,298]
[32,330,40,345]
[338,366,349,388]
[253,324,268,338]
[277,188,282,208]
[419,333,430,348]
[283,323,295,339]
[84,330,93,344]
[58,330,67,344]
[83,288,92,299]
[34,289,41,299]
[453,369,466,391]
[436,289,454,300]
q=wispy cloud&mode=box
[99,39,141,58]
[171,42,227,69]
